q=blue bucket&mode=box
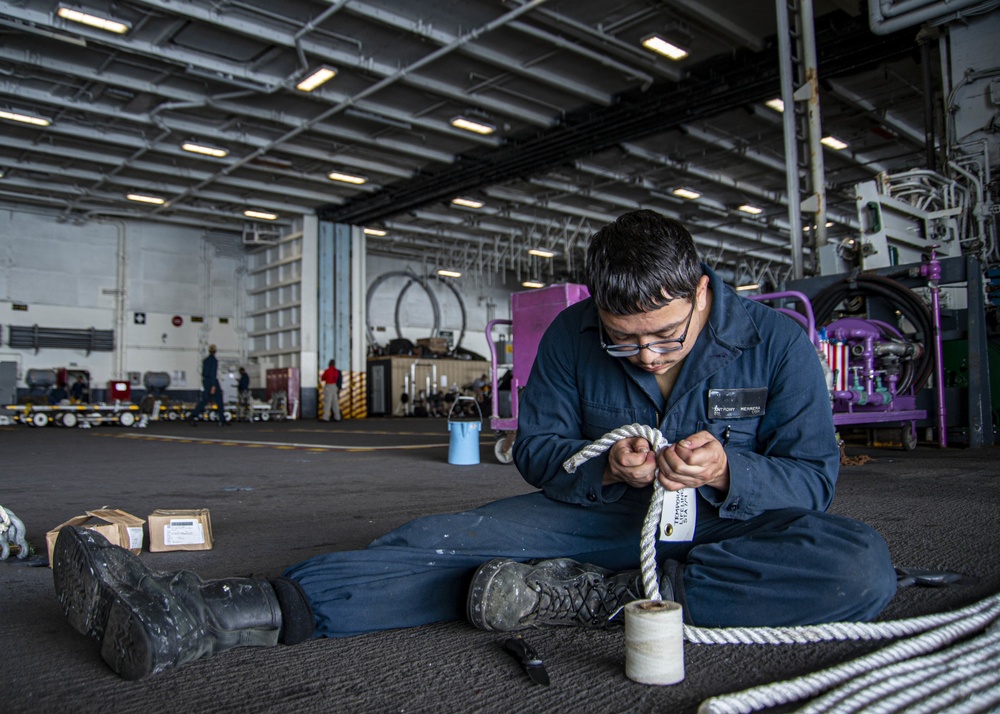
[447,397,482,465]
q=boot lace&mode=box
[532,573,643,627]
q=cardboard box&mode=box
[46,509,146,567]
[147,509,213,552]
[416,337,448,354]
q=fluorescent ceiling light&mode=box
[522,280,546,289]
[57,6,130,34]
[181,142,229,158]
[244,209,278,220]
[641,35,689,61]
[803,222,835,231]
[672,187,701,200]
[821,135,849,150]
[528,248,557,258]
[735,283,760,292]
[450,116,496,135]
[0,109,52,127]
[738,204,763,215]
[328,171,366,185]
[126,193,165,205]
[295,66,337,92]
[451,197,484,209]
[364,228,387,236]
[765,98,785,113]
[437,269,462,278]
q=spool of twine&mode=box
[624,599,685,685]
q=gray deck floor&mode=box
[2,418,999,713]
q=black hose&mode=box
[812,274,935,394]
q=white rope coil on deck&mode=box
[565,424,1000,713]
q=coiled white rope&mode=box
[697,597,1000,714]
[565,424,1000,712]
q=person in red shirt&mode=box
[320,360,342,422]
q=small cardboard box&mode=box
[416,337,448,354]
[147,509,213,552]
[46,509,146,567]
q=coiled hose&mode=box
[811,274,935,394]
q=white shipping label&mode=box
[163,519,205,546]
[126,526,144,550]
[658,487,697,542]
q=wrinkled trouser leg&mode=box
[283,489,896,636]
[322,387,335,420]
[663,503,897,627]
[283,490,649,637]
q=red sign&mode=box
[171,315,183,327]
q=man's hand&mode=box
[655,430,730,492]
[602,437,658,487]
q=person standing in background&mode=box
[70,375,89,404]
[320,359,342,422]
[237,367,250,399]
[188,344,224,427]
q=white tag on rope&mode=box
[658,487,696,541]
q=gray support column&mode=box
[319,220,336,366]
[775,0,804,280]
[300,215,320,418]
[318,221,366,417]
[776,0,828,275]
[334,223,352,369]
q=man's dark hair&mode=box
[585,210,702,315]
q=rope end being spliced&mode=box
[563,424,673,601]
[562,423,669,474]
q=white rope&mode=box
[697,597,1000,714]
[563,423,671,601]
[795,621,1000,714]
[683,591,1000,645]
[566,424,1000,713]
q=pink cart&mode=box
[486,283,590,463]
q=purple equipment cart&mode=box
[486,283,590,463]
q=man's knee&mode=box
[835,520,897,618]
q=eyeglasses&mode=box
[600,302,696,357]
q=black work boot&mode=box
[467,557,663,631]
[52,526,290,680]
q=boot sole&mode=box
[100,593,159,680]
[52,527,119,641]
[466,558,512,631]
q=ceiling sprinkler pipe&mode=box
[869,0,985,34]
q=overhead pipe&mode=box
[618,144,859,230]
[506,0,683,82]
[868,0,986,34]
[878,0,940,16]
[507,21,657,89]
[95,218,128,380]
[919,32,937,172]
[526,177,796,265]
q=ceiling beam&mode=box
[318,13,919,226]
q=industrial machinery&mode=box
[754,251,945,450]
